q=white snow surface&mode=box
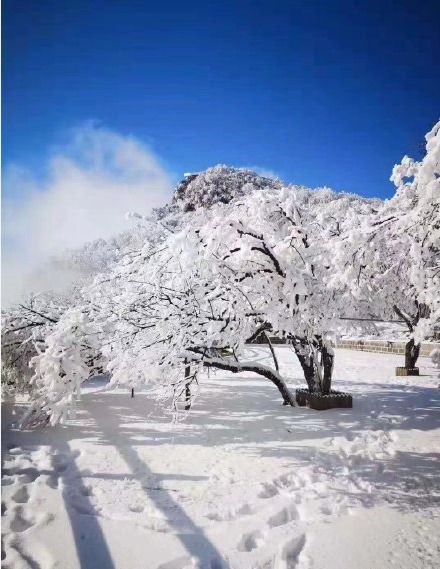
[2,347,440,569]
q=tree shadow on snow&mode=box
[2,400,228,569]
[75,377,440,516]
[2,359,439,567]
[2,406,115,569]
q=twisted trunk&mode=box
[291,336,334,394]
[295,349,318,392]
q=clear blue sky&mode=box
[3,0,440,198]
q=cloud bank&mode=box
[2,124,175,305]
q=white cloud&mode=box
[2,124,175,305]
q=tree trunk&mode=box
[184,365,191,410]
[393,303,427,370]
[405,339,420,369]
[296,352,317,392]
[291,339,319,392]
[264,332,279,371]
[321,343,334,395]
[292,336,334,394]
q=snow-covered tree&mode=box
[21,141,438,425]
[1,292,69,398]
[389,120,439,346]
[24,182,379,423]
[351,120,440,370]
[21,306,103,426]
[2,197,183,399]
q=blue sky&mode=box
[3,0,440,200]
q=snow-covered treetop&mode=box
[390,120,440,206]
[172,165,283,211]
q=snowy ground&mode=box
[2,347,440,569]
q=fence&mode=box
[337,339,439,357]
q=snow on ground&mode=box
[2,347,440,569]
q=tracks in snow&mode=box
[1,445,75,568]
[196,427,397,569]
[1,426,398,569]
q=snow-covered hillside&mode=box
[2,347,439,569]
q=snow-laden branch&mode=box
[199,355,294,406]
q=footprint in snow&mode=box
[236,504,300,555]
[268,504,299,527]
[206,502,254,521]
[258,483,279,499]
[10,507,35,533]
[236,503,255,516]
[2,467,40,483]
[277,472,307,492]
[277,534,307,569]
[11,486,30,505]
[238,529,266,552]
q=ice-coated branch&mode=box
[200,355,295,406]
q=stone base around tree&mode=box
[295,389,353,410]
[395,367,419,376]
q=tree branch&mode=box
[18,305,58,324]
